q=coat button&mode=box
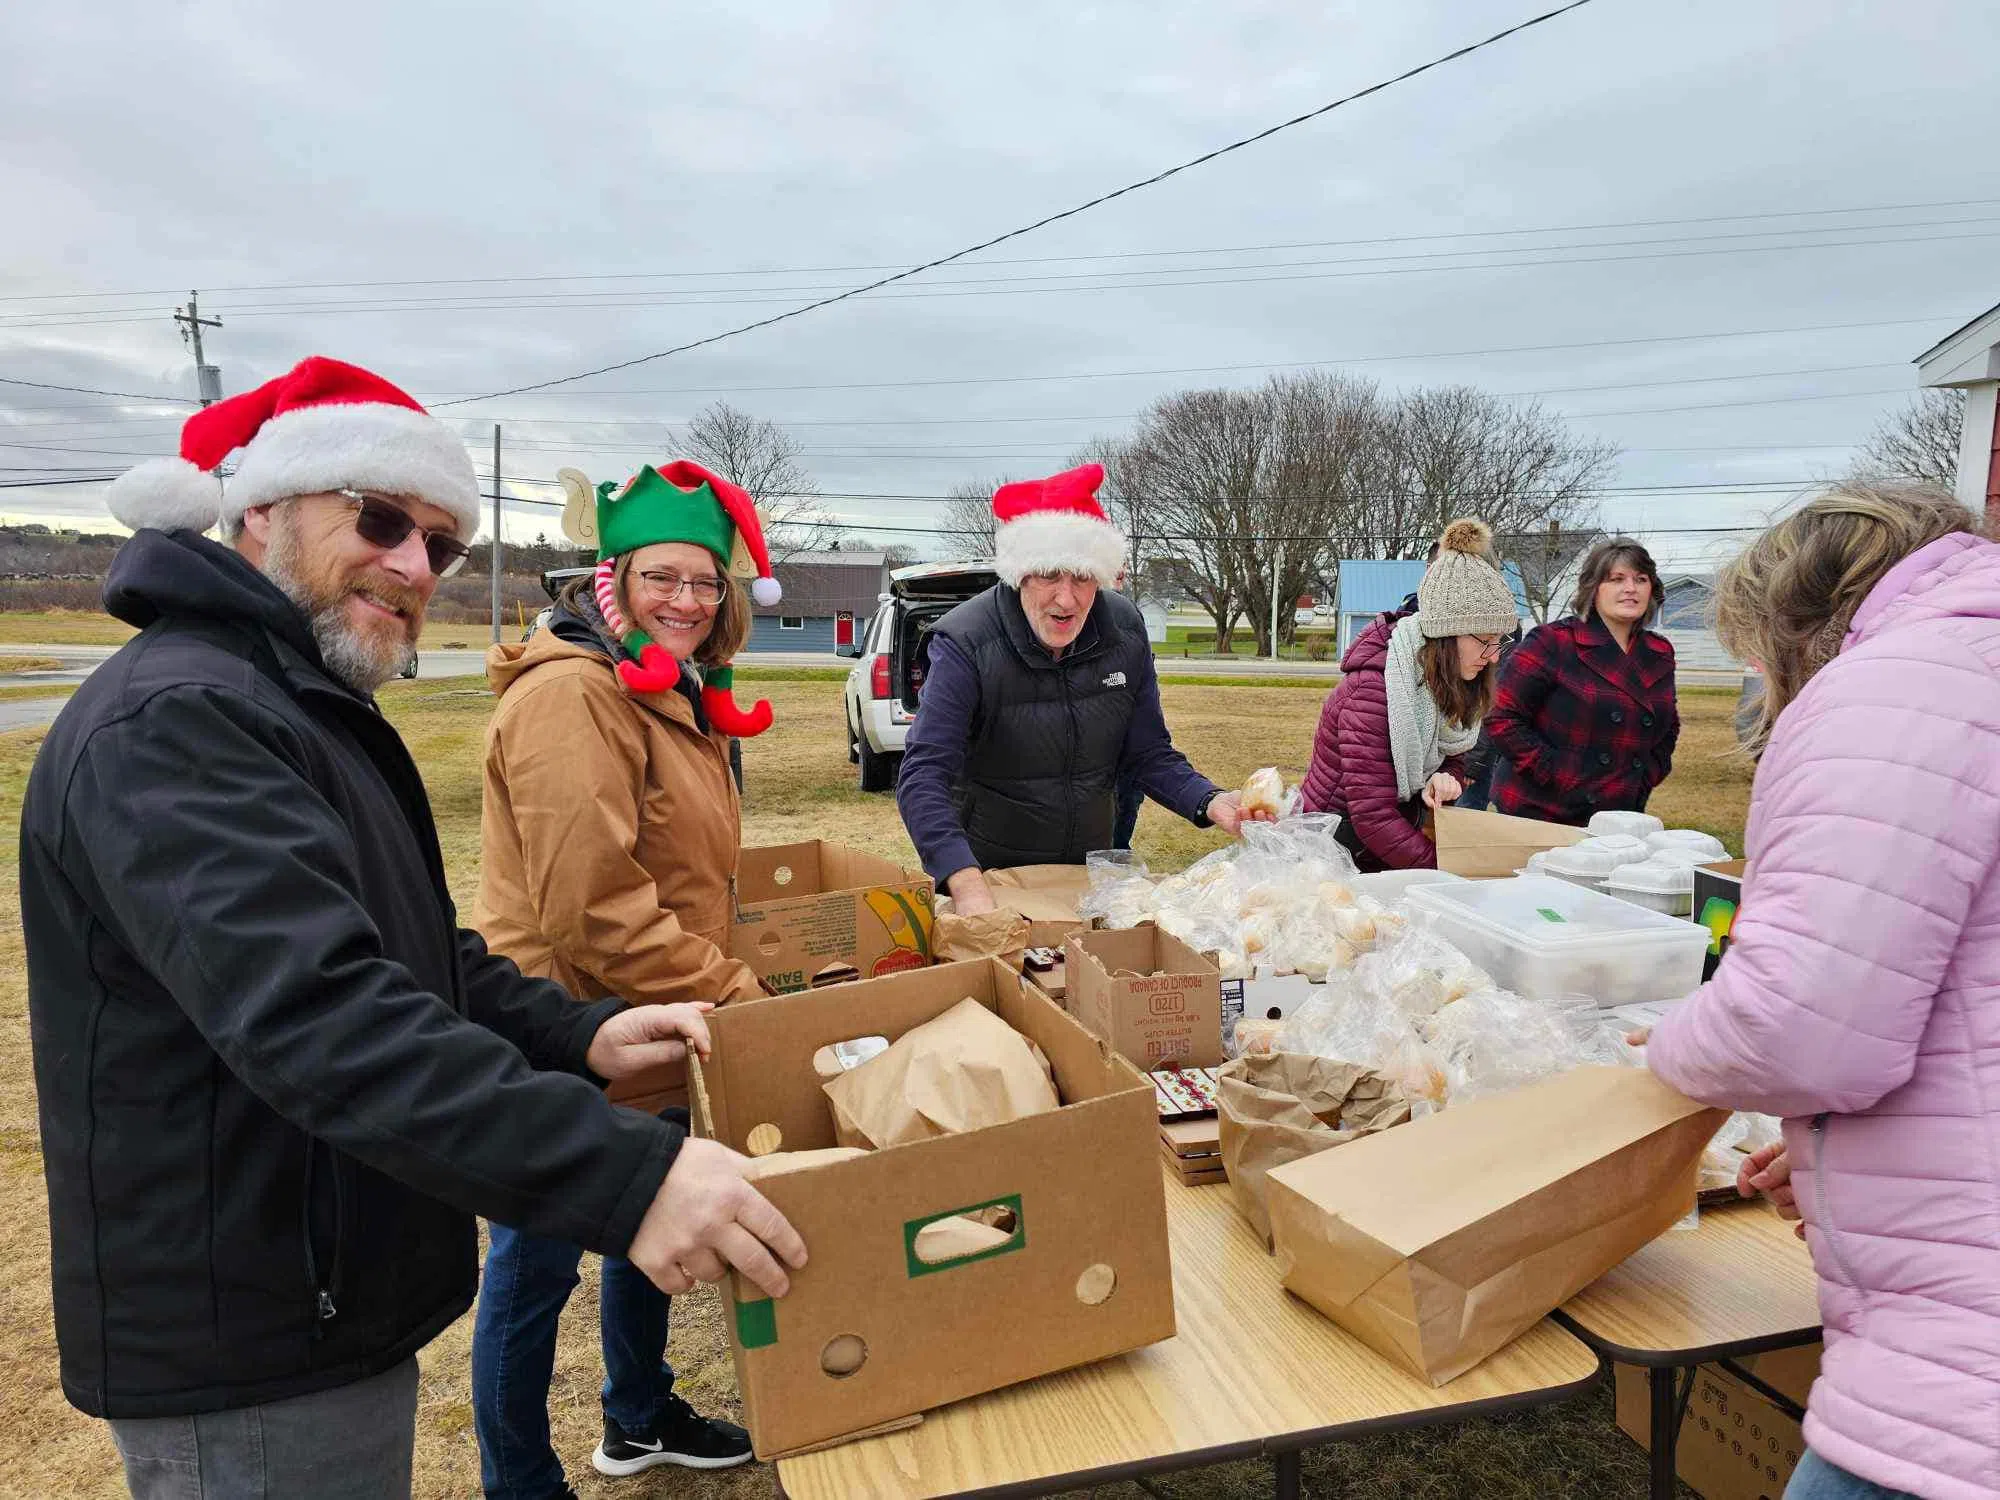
[1610,709,1624,724]
[1642,714,1655,728]
[1632,757,1644,772]
[1598,751,1612,767]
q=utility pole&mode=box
[490,425,504,645]
[173,292,224,405]
[1268,541,1285,661]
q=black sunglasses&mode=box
[337,489,472,577]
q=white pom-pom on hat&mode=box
[751,575,783,607]
[106,458,226,534]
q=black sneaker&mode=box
[591,1395,754,1476]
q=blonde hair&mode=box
[1717,480,1976,757]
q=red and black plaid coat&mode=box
[1485,614,1678,826]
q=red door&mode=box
[834,612,855,648]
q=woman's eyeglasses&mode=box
[337,489,472,578]
[634,570,726,607]
[1471,634,1504,660]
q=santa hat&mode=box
[104,356,480,539]
[590,458,780,737]
[992,463,1126,588]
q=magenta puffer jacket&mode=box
[1648,532,2000,1500]
[1299,608,1465,871]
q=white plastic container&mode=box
[1647,829,1730,863]
[1352,868,1468,902]
[1602,857,1697,917]
[1588,810,1664,840]
[1539,835,1650,891]
[1405,874,1709,1008]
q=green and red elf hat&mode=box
[591,459,780,737]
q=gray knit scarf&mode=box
[1383,613,1482,803]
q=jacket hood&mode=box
[1847,532,2000,650]
[1339,607,1408,674]
[486,624,610,698]
[104,528,318,661]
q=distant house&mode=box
[743,549,890,654]
[1335,559,1528,656]
[1655,573,1737,673]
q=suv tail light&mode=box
[869,654,891,700]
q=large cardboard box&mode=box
[1435,806,1586,879]
[1265,1066,1727,1385]
[1067,924,1224,1070]
[730,841,935,994]
[689,957,1176,1459]
[1615,1343,1819,1500]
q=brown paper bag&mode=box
[982,864,1091,922]
[932,909,1032,969]
[1434,806,1586,879]
[1266,1066,1727,1385]
[1217,1054,1413,1249]
[822,997,1061,1150]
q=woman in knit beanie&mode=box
[1299,519,1520,869]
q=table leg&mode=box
[1274,1449,1302,1500]
[1649,1366,1677,1500]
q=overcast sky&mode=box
[3,0,1996,572]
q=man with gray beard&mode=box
[20,358,803,1500]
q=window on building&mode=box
[779,615,806,630]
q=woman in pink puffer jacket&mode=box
[1647,482,2000,1500]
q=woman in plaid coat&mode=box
[1486,538,1679,826]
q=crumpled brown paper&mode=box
[822,997,1062,1150]
[1217,1053,1413,1248]
[932,909,1032,969]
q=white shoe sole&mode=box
[591,1443,755,1476]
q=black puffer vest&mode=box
[930,584,1152,868]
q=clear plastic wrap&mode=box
[1240,766,1286,819]
[1418,987,1609,1103]
[1076,872,1159,930]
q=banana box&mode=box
[732,841,935,995]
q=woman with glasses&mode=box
[1300,519,1519,870]
[1485,536,1678,827]
[465,461,784,1497]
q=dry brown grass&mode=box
[0,678,1747,1499]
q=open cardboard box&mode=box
[1616,1342,1818,1500]
[730,840,936,994]
[689,957,1176,1459]
[1067,924,1224,1070]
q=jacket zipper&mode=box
[1807,1113,1864,1291]
[301,1142,341,1333]
[1060,667,1078,856]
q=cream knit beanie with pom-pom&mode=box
[1415,518,1519,639]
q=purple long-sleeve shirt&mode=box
[896,633,1218,884]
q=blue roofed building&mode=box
[1335,558,1528,656]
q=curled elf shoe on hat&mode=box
[588,459,780,737]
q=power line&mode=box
[0,375,197,403]
[11,195,1999,304]
[433,0,1603,407]
[409,314,1952,403]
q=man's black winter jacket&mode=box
[21,531,679,1418]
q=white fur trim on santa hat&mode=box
[223,402,482,536]
[993,507,1127,588]
[107,458,227,534]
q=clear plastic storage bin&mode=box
[1405,874,1709,1008]
[1351,868,1468,902]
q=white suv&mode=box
[839,560,997,792]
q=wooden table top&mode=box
[1558,1199,1821,1365]
[777,1168,1600,1500]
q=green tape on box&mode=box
[735,1298,777,1349]
[903,1194,1026,1279]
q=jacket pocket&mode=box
[301,1141,344,1334]
[1808,1114,1865,1296]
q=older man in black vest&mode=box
[896,464,1258,915]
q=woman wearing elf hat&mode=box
[468,460,782,1491]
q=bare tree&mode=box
[939,478,1004,562]
[1508,520,1605,624]
[683,401,840,560]
[1853,388,1964,489]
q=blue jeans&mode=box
[471,1223,675,1499]
[1785,1450,1920,1500]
